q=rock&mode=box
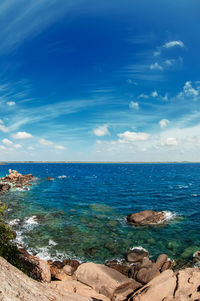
[0,183,11,192]
[0,256,93,301]
[127,210,166,225]
[19,248,51,283]
[161,260,172,272]
[156,254,168,269]
[193,250,200,264]
[63,259,80,271]
[126,248,149,263]
[46,177,54,180]
[105,260,131,277]
[129,257,160,284]
[63,264,74,276]
[129,268,200,301]
[75,262,141,300]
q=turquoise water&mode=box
[1,163,200,265]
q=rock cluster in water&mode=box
[127,210,166,225]
[0,169,34,192]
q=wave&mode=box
[164,211,177,221]
[130,246,148,252]
[58,175,67,179]
[9,218,20,226]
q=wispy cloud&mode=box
[38,138,66,150]
[159,119,170,129]
[0,0,84,53]
[163,40,184,49]
[12,131,33,139]
[150,62,163,71]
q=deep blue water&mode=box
[1,163,200,265]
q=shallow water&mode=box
[1,163,200,264]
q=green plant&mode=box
[0,202,24,270]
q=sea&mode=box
[1,162,200,266]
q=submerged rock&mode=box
[127,210,166,226]
[126,248,149,263]
[46,177,54,181]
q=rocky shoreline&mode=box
[1,170,200,300]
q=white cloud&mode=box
[138,94,149,99]
[38,138,65,150]
[27,146,35,150]
[163,40,184,48]
[0,145,7,150]
[162,94,168,101]
[178,81,199,99]
[150,62,163,71]
[118,131,149,142]
[14,144,22,149]
[129,101,139,110]
[2,138,13,146]
[7,101,16,106]
[55,145,66,150]
[0,119,3,124]
[38,138,53,146]
[165,137,178,146]
[93,124,110,137]
[159,119,170,129]
[0,124,9,133]
[154,50,161,57]
[12,131,33,139]
[151,91,158,98]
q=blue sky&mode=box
[0,0,200,161]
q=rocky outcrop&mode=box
[0,256,93,301]
[19,248,51,283]
[127,210,166,225]
[75,262,142,300]
[128,268,200,301]
[0,183,11,192]
[0,169,34,189]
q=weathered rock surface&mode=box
[75,262,141,300]
[129,257,160,284]
[0,256,93,301]
[19,248,51,283]
[129,268,200,301]
[127,210,166,225]
[105,260,131,277]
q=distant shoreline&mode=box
[1,161,200,164]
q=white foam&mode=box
[14,187,30,191]
[130,246,148,252]
[24,215,38,225]
[192,194,198,197]
[164,211,177,221]
[49,239,57,246]
[58,175,67,179]
[9,218,20,226]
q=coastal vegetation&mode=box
[0,201,23,270]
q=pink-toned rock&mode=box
[129,268,200,301]
[156,254,168,269]
[75,262,141,300]
[127,210,166,225]
[19,249,51,283]
[0,256,93,301]
[130,257,160,284]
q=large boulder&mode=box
[75,262,141,300]
[19,248,51,283]
[127,210,166,225]
[129,268,200,301]
[130,257,160,284]
[0,183,11,192]
[105,260,131,277]
[0,256,93,301]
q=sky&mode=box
[0,0,200,161]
